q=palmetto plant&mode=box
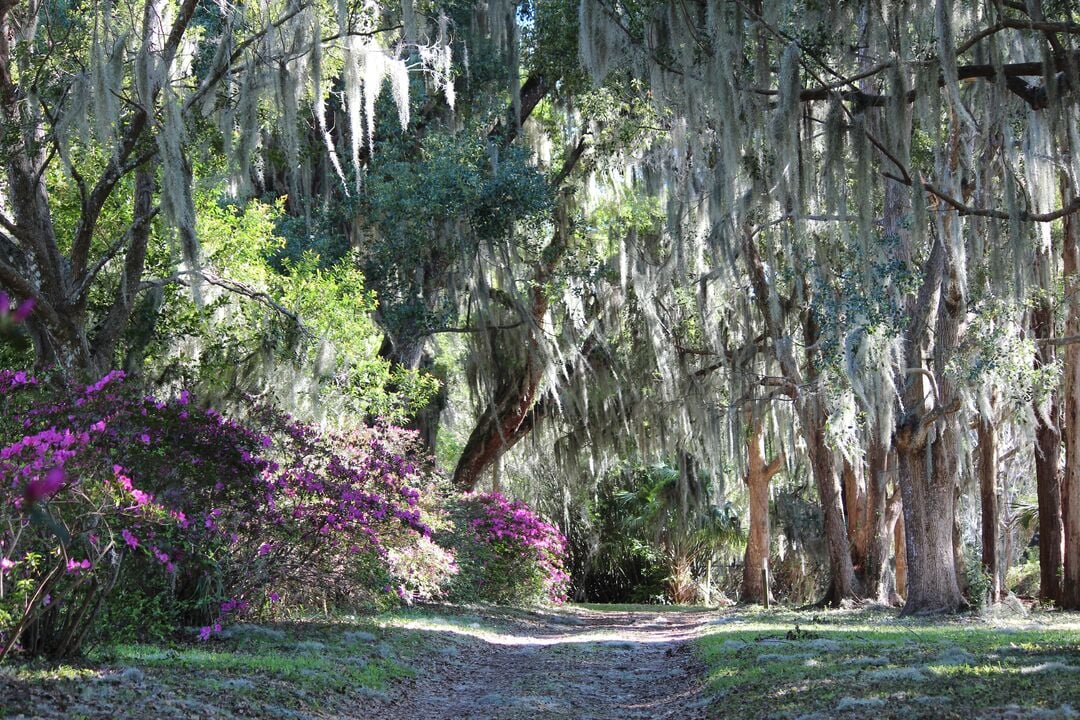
[616,461,743,604]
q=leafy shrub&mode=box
[1007,554,1041,599]
[567,478,668,603]
[0,371,438,659]
[961,546,992,610]
[442,492,569,605]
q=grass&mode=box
[695,606,1080,719]
[0,618,415,719]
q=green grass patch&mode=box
[0,618,417,719]
[695,608,1080,719]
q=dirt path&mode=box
[372,605,715,720]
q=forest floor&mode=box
[2,603,1080,719]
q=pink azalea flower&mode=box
[24,467,64,503]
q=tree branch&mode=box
[884,172,1080,222]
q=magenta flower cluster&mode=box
[0,369,439,656]
[458,492,569,604]
[0,292,33,326]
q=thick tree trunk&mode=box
[843,459,867,560]
[1062,183,1080,609]
[1032,296,1064,604]
[741,418,782,604]
[452,192,578,490]
[896,229,966,616]
[896,428,964,615]
[452,363,544,490]
[976,415,1002,603]
[805,403,860,604]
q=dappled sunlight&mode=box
[381,609,715,647]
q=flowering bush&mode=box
[443,493,569,605]
[0,370,439,658]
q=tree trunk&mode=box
[894,507,907,600]
[452,192,576,490]
[805,402,860,604]
[1032,295,1064,604]
[884,488,903,603]
[741,418,782,604]
[896,229,965,616]
[976,415,1002,604]
[858,440,893,604]
[896,427,964,615]
[843,459,867,561]
[1062,179,1080,609]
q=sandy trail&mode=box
[372,605,715,720]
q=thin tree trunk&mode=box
[741,417,782,604]
[859,439,893,604]
[1062,178,1080,609]
[1032,295,1064,604]
[894,507,907,600]
[806,406,859,604]
[977,415,1002,603]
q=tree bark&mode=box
[976,415,1002,603]
[741,417,782,604]
[1032,284,1064,604]
[843,459,866,560]
[805,407,859,604]
[895,229,966,616]
[895,420,964,615]
[1062,179,1080,609]
[858,439,894,604]
[894,506,907,600]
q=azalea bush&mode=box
[443,492,569,605]
[0,368,439,659]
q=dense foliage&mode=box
[0,369,446,657]
[1,269,570,659]
[443,492,570,605]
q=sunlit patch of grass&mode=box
[2,663,99,683]
[695,608,1080,719]
[101,639,411,692]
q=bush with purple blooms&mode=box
[0,368,441,659]
[443,492,569,605]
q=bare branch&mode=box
[74,206,162,305]
[884,172,1080,222]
